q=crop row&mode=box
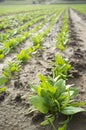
[56,10,69,50]
[0,8,61,61]
[0,8,63,86]
[0,8,57,31]
[28,10,86,130]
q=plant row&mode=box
[0,8,55,42]
[0,7,56,31]
[28,11,86,130]
[0,9,63,86]
[0,9,63,61]
[56,10,69,50]
[0,7,59,32]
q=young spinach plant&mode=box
[52,54,73,79]
[29,74,86,130]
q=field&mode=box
[0,4,86,130]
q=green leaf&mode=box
[54,79,65,89]
[0,87,6,94]
[0,76,8,86]
[55,54,64,65]
[59,117,70,125]
[39,74,47,82]
[30,95,48,114]
[0,54,4,60]
[61,106,85,115]
[41,115,56,130]
[58,124,67,130]
[54,79,66,96]
[41,115,55,126]
[61,89,70,109]
[69,88,79,99]
[71,102,86,107]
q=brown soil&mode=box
[67,9,86,103]
[66,8,86,130]
[0,9,86,130]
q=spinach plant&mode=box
[52,54,72,79]
[0,76,8,86]
[29,74,86,130]
[56,11,69,51]
[3,61,21,79]
[17,50,31,63]
[31,33,44,46]
[0,49,4,60]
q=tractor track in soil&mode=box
[64,8,86,130]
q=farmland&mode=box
[0,4,86,130]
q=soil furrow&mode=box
[68,8,86,101]
[63,8,86,130]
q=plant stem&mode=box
[48,118,57,130]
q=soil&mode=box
[67,9,86,103]
[0,9,86,130]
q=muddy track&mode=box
[0,13,63,130]
[63,8,86,130]
[68,8,86,101]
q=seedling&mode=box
[29,74,86,130]
[3,61,21,79]
[31,33,44,46]
[42,27,51,37]
[27,44,41,55]
[0,87,6,94]
[4,38,17,49]
[0,54,4,60]
[0,76,8,86]
[17,50,31,63]
[56,31,69,50]
[56,12,69,51]
[52,54,73,79]
[0,49,4,60]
